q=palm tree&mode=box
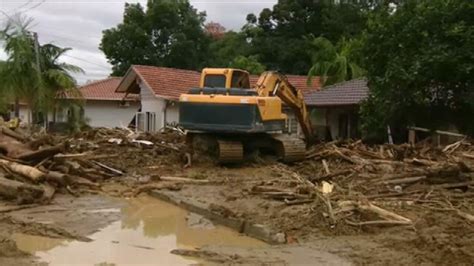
[307,36,365,87]
[0,16,83,123]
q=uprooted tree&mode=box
[360,0,474,141]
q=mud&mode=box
[3,194,317,265]
[144,164,474,265]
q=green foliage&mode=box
[244,0,370,74]
[100,1,210,76]
[66,103,90,133]
[360,0,474,139]
[229,55,266,75]
[207,31,249,68]
[0,16,83,121]
[307,36,365,86]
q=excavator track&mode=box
[217,140,244,163]
[272,135,306,163]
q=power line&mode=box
[62,54,111,70]
[21,0,45,13]
[12,0,34,13]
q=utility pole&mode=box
[32,31,45,127]
[33,32,41,80]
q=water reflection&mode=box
[14,196,265,265]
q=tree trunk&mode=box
[14,97,20,118]
[0,175,44,203]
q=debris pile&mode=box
[0,126,186,205]
[253,139,474,227]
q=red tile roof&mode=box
[132,65,201,99]
[64,77,138,101]
[304,79,368,107]
[118,65,320,100]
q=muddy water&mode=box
[14,196,266,265]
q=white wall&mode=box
[165,103,179,126]
[18,105,30,124]
[83,100,139,128]
[139,80,166,131]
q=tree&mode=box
[360,0,474,140]
[100,1,210,76]
[229,55,266,75]
[244,0,370,75]
[307,36,365,87]
[207,31,250,68]
[205,22,226,40]
[0,16,82,122]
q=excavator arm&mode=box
[255,71,314,141]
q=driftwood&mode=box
[0,159,45,182]
[0,126,26,142]
[133,183,183,197]
[456,210,474,223]
[338,201,412,225]
[322,159,330,175]
[17,144,64,162]
[0,175,44,203]
[160,176,210,184]
[92,161,124,176]
[381,176,427,185]
[40,183,56,203]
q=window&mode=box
[204,74,226,88]
[231,71,250,88]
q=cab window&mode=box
[231,71,250,89]
[204,74,226,88]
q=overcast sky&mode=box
[0,0,276,84]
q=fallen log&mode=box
[259,191,310,200]
[251,185,293,193]
[311,170,352,182]
[1,126,26,142]
[345,220,413,226]
[53,152,92,160]
[462,153,474,160]
[322,159,330,175]
[456,210,474,223]
[0,138,32,158]
[92,161,124,176]
[0,176,44,203]
[381,176,427,185]
[133,183,183,197]
[0,159,45,182]
[40,183,56,203]
[160,176,210,184]
[338,200,412,224]
[17,144,64,162]
[65,175,101,189]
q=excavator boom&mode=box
[255,71,314,141]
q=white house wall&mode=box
[83,100,139,128]
[165,103,179,127]
[139,80,166,130]
[138,80,181,131]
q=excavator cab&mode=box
[200,68,250,89]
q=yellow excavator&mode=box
[179,68,314,163]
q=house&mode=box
[116,65,320,132]
[61,77,140,128]
[304,79,369,140]
[6,78,140,129]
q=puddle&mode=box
[14,196,266,265]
